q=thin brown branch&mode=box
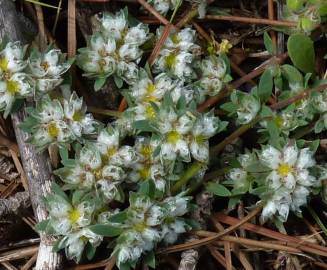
[158,206,262,254]
[137,0,170,25]
[204,15,297,27]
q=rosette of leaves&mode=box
[0,41,34,117]
[28,47,73,95]
[20,92,98,151]
[77,9,151,91]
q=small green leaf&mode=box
[264,32,275,55]
[287,34,315,73]
[206,182,231,197]
[258,69,273,102]
[114,75,124,88]
[94,77,106,91]
[85,242,96,260]
[139,180,156,199]
[109,211,128,223]
[144,251,156,268]
[34,219,50,232]
[51,182,70,202]
[281,64,303,86]
[133,120,157,132]
[89,224,123,237]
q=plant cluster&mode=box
[3,3,327,270]
[0,42,71,117]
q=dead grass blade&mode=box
[68,0,77,57]
[215,213,327,257]
[158,206,261,254]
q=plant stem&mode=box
[171,161,204,195]
[88,107,122,118]
[210,117,261,156]
[307,205,327,238]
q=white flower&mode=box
[98,10,127,40]
[259,143,318,222]
[119,44,142,62]
[47,195,95,235]
[158,110,193,162]
[90,32,116,55]
[116,61,139,84]
[124,24,150,46]
[261,190,291,223]
[63,92,97,138]
[0,41,27,74]
[130,72,173,103]
[200,55,227,79]
[64,228,102,262]
[231,91,260,125]
[0,73,33,117]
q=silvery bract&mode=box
[0,41,33,117]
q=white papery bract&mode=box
[0,41,34,117]
[153,27,200,80]
[198,55,228,97]
[28,48,71,94]
[231,90,261,125]
[129,71,174,103]
[46,194,95,235]
[129,136,166,191]
[259,143,318,222]
[77,9,151,88]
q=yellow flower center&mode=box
[165,54,177,69]
[140,145,153,159]
[0,57,8,72]
[94,168,102,180]
[144,105,156,119]
[167,130,180,144]
[6,80,20,95]
[47,122,59,138]
[139,165,151,180]
[40,61,49,71]
[134,222,147,232]
[274,116,284,128]
[171,34,180,44]
[68,208,81,224]
[195,135,206,145]
[143,83,157,102]
[277,163,293,177]
[72,110,83,122]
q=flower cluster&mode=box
[113,193,191,268]
[20,92,98,150]
[0,42,32,117]
[28,48,72,95]
[77,9,151,90]
[196,55,231,100]
[222,142,320,223]
[54,126,138,202]
[153,27,201,80]
[0,41,71,117]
